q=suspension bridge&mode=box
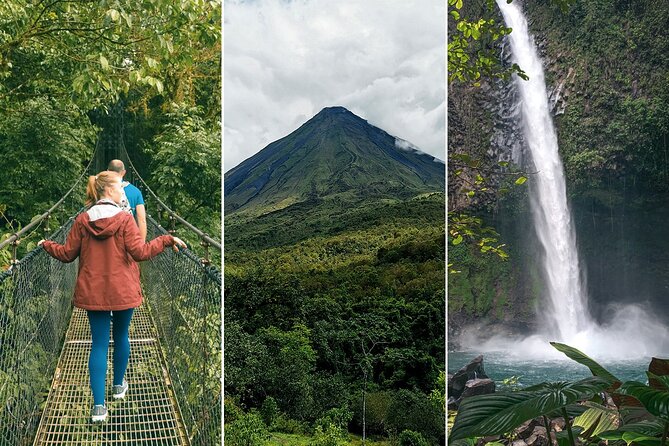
[0,109,221,445]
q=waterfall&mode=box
[456,1,669,360]
[496,0,592,340]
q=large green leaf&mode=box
[647,372,669,391]
[648,358,669,390]
[599,419,665,438]
[618,382,669,421]
[598,431,662,446]
[550,342,620,384]
[449,377,611,442]
[555,426,584,446]
[449,438,476,446]
[573,402,619,438]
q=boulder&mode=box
[514,419,541,440]
[448,355,489,400]
[460,378,496,399]
[550,417,566,432]
[525,433,550,446]
[476,436,503,446]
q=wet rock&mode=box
[551,417,566,432]
[448,355,489,400]
[531,426,548,438]
[461,378,496,399]
[514,419,541,440]
[525,433,551,446]
[477,435,503,446]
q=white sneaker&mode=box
[112,380,128,399]
[91,404,107,423]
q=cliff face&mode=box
[448,0,669,336]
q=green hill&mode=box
[224,107,445,444]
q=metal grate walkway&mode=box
[33,306,189,445]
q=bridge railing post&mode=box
[168,214,177,236]
[10,237,19,267]
[200,236,211,267]
[43,213,50,237]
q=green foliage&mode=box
[398,430,429,446]
[225,397,244,424]
[225,410,269,446]
[448,342,669,446]
[0,98,94,225]
[599,430,663,446]
[572,402,619,439]
[223,321,267,403]
[448,0,525,86]
[448,213,508,273]
[550,342,620,384]
[447,241,513,317]
[499,376,523,392]
[354,391,392,436]
[430,371,447,413]
[599,420,665,442]
[270,413,309,435]
[618,382,669,421]
[261,397,279,427]
[226,194,444,442]
[310,407,353,446]
[386,389,445,444]
[150,104,221,220]
[314,407,353,432]
[257,325,317,420]
[226,193,444,253]
[148,104,221,264]
[449,376,611,441]
[0,0,220,109]
[310,423,348,446]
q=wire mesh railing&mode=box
[1,213,221,445]
[0,217,77,445]
[141,215,221,446]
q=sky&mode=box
[223,0,445,172]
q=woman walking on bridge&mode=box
[39,171,186,423]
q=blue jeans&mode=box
[87,309,134,405]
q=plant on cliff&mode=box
[447,0,534,272]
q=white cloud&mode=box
[395,137,445,164]
[224,0,445,172]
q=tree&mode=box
[0,0,220,109]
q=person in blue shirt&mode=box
[107,160,147,242]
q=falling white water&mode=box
[497,0,590,341]
[465,0,669,360]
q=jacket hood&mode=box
[82,202,127,239]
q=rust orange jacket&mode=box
[42,201,174,311]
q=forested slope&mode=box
[225,110,446,444]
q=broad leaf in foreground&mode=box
[449,376,611,442]
[573,402,619,438]
[618,382,669,421]
[598,419,665,438]
[647,372,669,392]
[550,342,619,384]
